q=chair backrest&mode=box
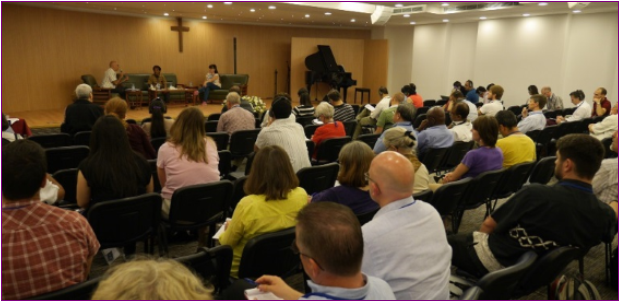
[414,106,430,120]
[536,125,556,146]
[52,168,78,204]
[238,227,299,279]
[150,137,167,154]
[477,251,538,300]
[343,121,357,137]
[218,150,232,178]
[579,118,595,134]
[306,140,314,161]
[28,133,72,148]
[356,133,380,149]
[126,119,137,125]
[26,277,101,300]
[565,121,582,135]
[255,118,262,129]
[528,156,556,185]
[563,107,577,117]
[175,245,233,294]
[428,177,471,216]
[525,130,541,142]
[207,132,230,151]
[80,74,98,87]
[423,100,436,107]
[514,247,582,297]
[168,181,233,229]
[205,120,219,133]
[296,163,340,195]
[147,159,161,193]
[229,129,260,158]
[421,147,450,173]
[544,111,557,119]
[296,116,315,127]
[73,131,92,147]
[460,286,483,300]
[507,106,522,117]
[351,104,361,116]
[413,189,433,202]
[494,161,535,198]
[413,114,427,129]
[304,124,319,139]
[230,176,248,212]
[441,141,474,170]
[436,100,447,106]
[601,138,618,158]
[45,146,90,174]
[460,169,505,210]
[315,137,352,163]
[356,208,379,226]
[87,193,162,249]
[207,113,221,121]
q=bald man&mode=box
[101,60,128,98]
[415,107,454,157]
[361,152,451,300]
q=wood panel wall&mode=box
[1,4,371,112]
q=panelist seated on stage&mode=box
[148,65,169,103]
[101,60,128,99]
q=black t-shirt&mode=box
[78,152,151,210]
[489,180,616,267]
[60,99,104,135]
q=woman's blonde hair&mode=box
[91,258,213,300]
[169,107,208,163]
[104,97,128,128]
[382,127,422,171]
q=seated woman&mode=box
[311,102,346,160]
[402,83,423,108]
[105,97,156,159]
[219,145,307,278]
[198,64,221,105]
[292,88,315,118]
[157,107,220,218]
[141,98,174,139]
[77,115,153,212]
[311,141,378,215]
[382,127,431,194]
[442,115,503,184]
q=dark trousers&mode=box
[112,86,126,99]
[448,233,490,278]
[217,279,254,300]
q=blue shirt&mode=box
[466,89,479,104]
[373,122,415,154]
[416,125,455,156]
[301,275,395,300]
[517,111,546,134]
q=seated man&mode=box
[592,87,612,117]
[496,110,536,168]
[449,102,473,143]
[415,107,455,157]
[148,65,169,103]
[221,85,256,114]
[255,202,395,300]
[557,90,591,123]
[2,140,100,300]
[362,152,451,300]
[327,90,355,122]
[593,131,618,204]
[589,103,618,141]
[518,94,547,133]
[478,85,505,118]
[373,102,415,154]
[255,94,311,172]
[448,134,618,278]
[353,86,391,139]
[374,93,406,135]
[60,84,104,135]
[541,86,564,111]
[101,60,128,99]
[217,92,255,139]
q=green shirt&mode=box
[376,106,397,128]
[148,74,167,87]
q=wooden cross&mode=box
[171,17,189,53]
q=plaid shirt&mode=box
[2,200,100,300]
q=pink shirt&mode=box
[157,138,220,200]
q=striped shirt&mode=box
[293,105,315,118]
[333,104,356,122]
[255,118,311,172]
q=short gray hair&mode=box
[315,102,334,119]
[226,92,240,105]
[75,84,93,99]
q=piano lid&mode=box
[305,45,339,73]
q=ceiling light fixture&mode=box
[202,16,207,19]
[410,21,416,25]
[395,4,403,8]
[351,19,356,22]
[224,2,232,5]
[538,2,548,6]
[305,14,310,18]
[207,4,213,8]
[523,13,530,17]
[573,10,581,13]
[441,3,449,7]
[164,12,169,16]
[325,12,332,15]
[250,8,255,12]
[480,16,487,20]
[268,5,276,9]
[443,19,449,22]
[404,14,410,18]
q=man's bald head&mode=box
[369,152,415,205]
[427,107,446,127]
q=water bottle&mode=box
[131,83,135,91]
[156,83,160,91]
[189,81,193,87]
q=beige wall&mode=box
[2,4,371,112]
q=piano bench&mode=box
[354,88,371,104]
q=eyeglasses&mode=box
[291,239,324,271]
[364,172,377,185]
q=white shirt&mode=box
[260,112,296,128]
[449,121,473,143]
[101,68,117,89]
[590,114,618,141]
[463,100,478,122]
[255,118,311,172]
[592,157,618,204]
[362,197,452,300]
[517,111,546,134]
[40,179,60,205]
[301,275,395,300]
[370,96,392,120]
[480,100,504,117]
[566,101,592,122]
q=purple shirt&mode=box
[461,147,504,179]
[311,186,379,215]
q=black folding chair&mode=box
[175,246,233,294]
[218,150,232,179]
[296,116,314,127]
[439,141,474,172]
[356,133,380,149]
[423,100,436,107]
[507,106,522,117]
[229,129,260,160]
[413,189,433,202]
[356,208,379,226]
[52,168,78,208]
[436,100,447,107]
[602,138,618,158]
[454,169,505,232]
[296,163,340,195]
[343,120,357,137]
[207,132,230,151]
[489,161,535,211]
[460,286,483,300]
[150,137,166,154]
[304,124,319,139]
[255,118,261,129]
[314,137,351,165]
[579,118,595,134]
[73,131,92,146]
[237,228,299,279]
[428,177,471,231]
[207,113,221,121]
[413,114,427,129]
[528,156,556,185]
[147,159,161,193]
[306,140,314,162]
[29,133,72,148]
[525,130,541,142]
[563,107,576,117]
[414,106,431,120]
[230,176,248,214]
[45,146,90,174]
[474,252,538,300]
[544,111,557,119]
[536,125,556,159]
[205,120,219,133]
[25,277,101,300]
[421,147,450,174]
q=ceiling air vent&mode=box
[444,2,520,13]
[393,5,426,14]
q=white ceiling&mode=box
[18,1,619,29]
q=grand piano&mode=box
[305,45,357,102]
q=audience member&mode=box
[105,97,156,159]
[157,107,220,217]
[101,60,128,99]
[373,101,415,153]
[449,134,618,278]
[311,141,378,215]
[449,102,473,143]
[92,259,213,300]
[77,115,153,211]
[256,203,395,300]
[353,86,390,139]
[220,145,307,277]
[142,98,174,139]
[402,83,423,108]
[255,94,311,172]
[476,86,487,104]
[217,92,255,139]
[557,90,591,123]
[464,80,479,104]
[589,103,618,140]
[443,90,461,113]
[2,113,22,142]
[362,152,451,299]
[592,87,612,117]
[2,140,100,300]
[525,85,539,104]
[518,94,547,133]
[311,102,346,160]
[479,85,504,117]
[593,131,618,203]
[293,88,315,118]
[199,64,221,105]
[148,65,169,103]
[452,81,467,97]
[382,127,431,194]
[222,85,256,114]
[541,86,563,110]
[374,93,407,136]
[60,84,104,135]
[327,90,355,122]
[415,107,454,157]
[496,110,536,168]
[482,83,495,104]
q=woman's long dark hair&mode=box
[209,64,219,74]
[88,115,140,198]
[150,99,167,138]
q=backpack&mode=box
[550,275,601,300]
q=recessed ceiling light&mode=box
[573,10,581,13]
[523,13,530,17]
[224,2,232,5]
[538,2,548,6]
[164,12,169,16]
[268,5,276,10]
[441,3,449,7]
[305,14,310,18]
[250,8,255,12]
[404,14,410,18]
[325,12,332,16]
[410,21,416,25]
[395,3,403,8]
[202,16,207,19]
[351,19,356,22]
[480,16,487,20]
[443,19,449,22]
[207,4,213,8]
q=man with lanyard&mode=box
[448,134,618,278]
[557,90,591,123]
[541,86,564,111]
[373,102,416,154]
[251,203,395,300]
[496,110,536,168]
[518,94,547,133]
